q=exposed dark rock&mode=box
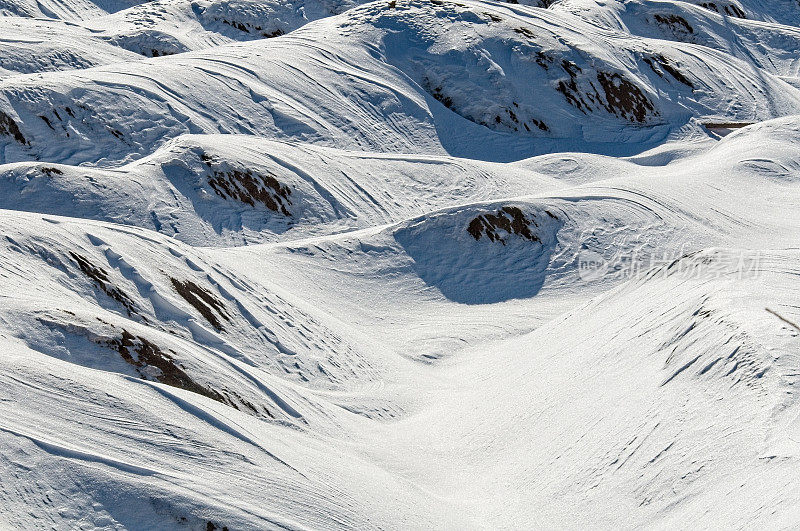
[111,330,225,399]
[202,154,292,215]
[653,13,694,38]
[535,51,554,70]
[39,115,55,130]
[86,326,273,418]
[642,54,694,88]
[0,111,27,145]
[220,18,284,37]
[699,1,746,17]
[701,121,754,129]
[552,57,658,123]
[467,206,541,244]
[170,277,229,331]
[531,118,549,131]
[556,60,592,114]
[596,71,655,123]
[222,18,249,32]
[724,3,746,17]
[425,80,548,134]
[514,26,535,38]
[428,84,454,109]
[150,49,175,57]
[69,252,138,317]
[40,166,63,177]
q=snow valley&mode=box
[0,0,800,527]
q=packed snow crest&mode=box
[1,0,799,527]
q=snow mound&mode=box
[394,202,563,303]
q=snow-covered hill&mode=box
[3,0,800,165]
[0,0,799,527]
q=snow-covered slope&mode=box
[0,135,562,244]
[2,0,800,165]
[1,0,799,527]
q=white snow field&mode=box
[0,0,799,527]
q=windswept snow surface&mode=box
[0,0,800,526]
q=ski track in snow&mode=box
[0,0,799,527]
